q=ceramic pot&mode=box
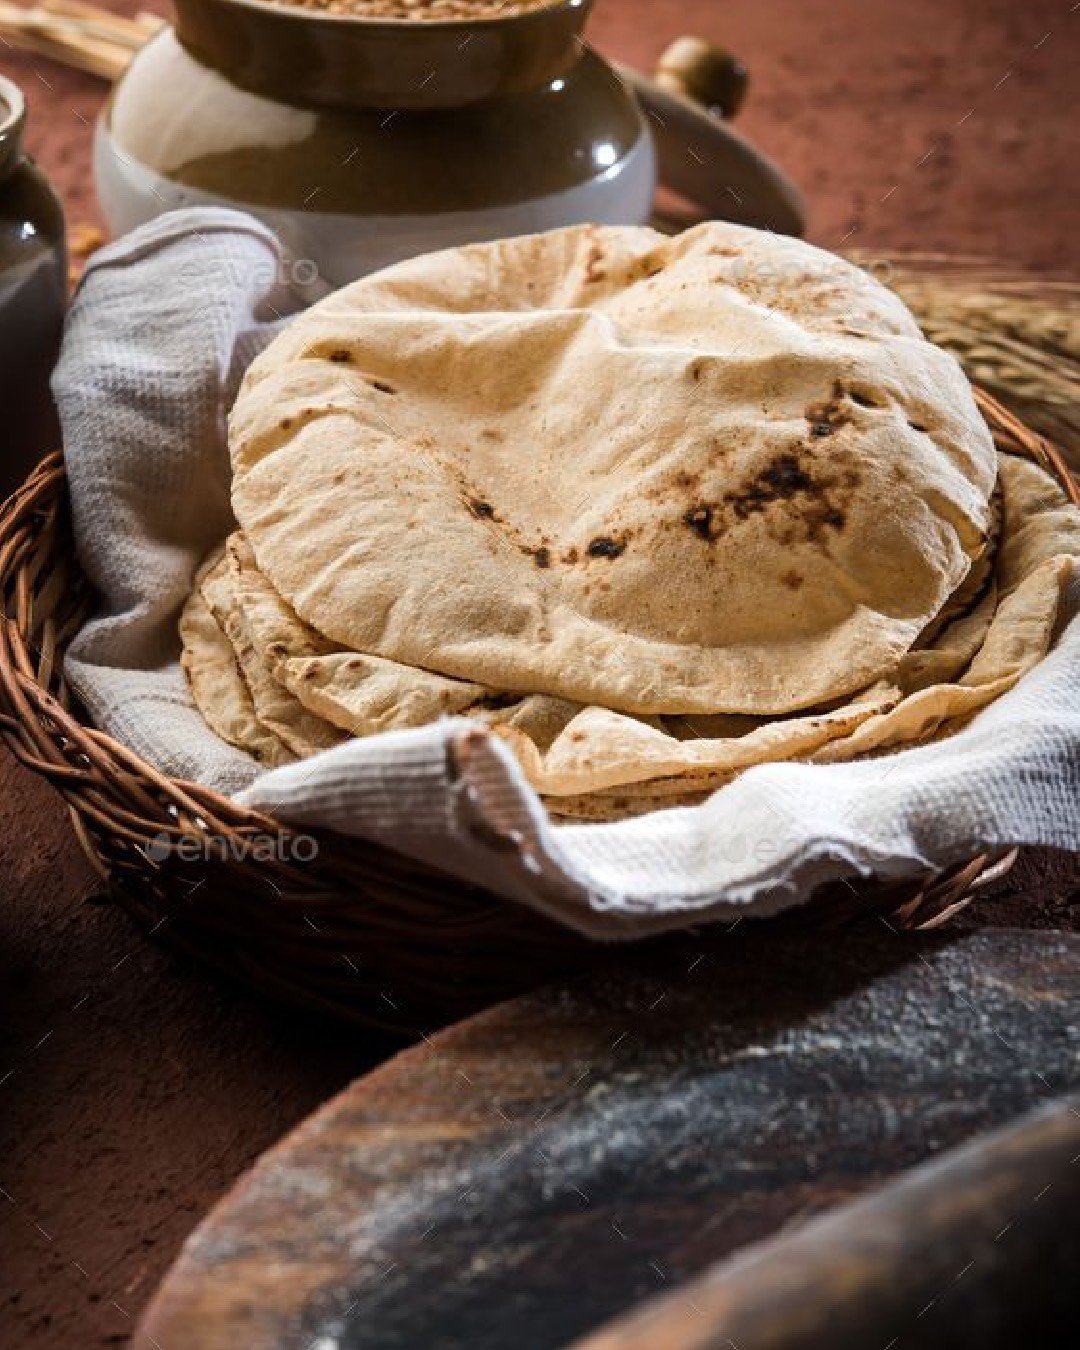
[0,74,66,499]
[95,0,656,290]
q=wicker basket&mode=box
[0,389,1075,1027]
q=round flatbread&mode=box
[200,552,347,760]
[491,683,900,796]
[810,453,1080,763]
[917,478,1002,646]
[225,532,499,735]
[230,221,997,718]
[223,534,901,791]
[179,556,295,767]
[508,454,1080,806]
[181,453,1075,813]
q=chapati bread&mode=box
[493,684,900,795]
[547,791,717,821]
[200,552,346,760]
[179,555,294,767]
[917,482,1001,645]
[894,583,998,694]
[230,221,997,717]
[181,448,1076,812]
[225,532,499,734]
[224,531,901,788]
[547,454,1080,807]
[811,454,1080,763]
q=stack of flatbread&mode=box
[180,223,1080,819]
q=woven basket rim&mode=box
[0,387,1074,1023]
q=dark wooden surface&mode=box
[2,4,1079,1347]
[574,1096,1080,1350]
[135,928,1079,1350]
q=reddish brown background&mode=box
[1,2,1078,1347]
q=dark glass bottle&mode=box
[0,74,66,500]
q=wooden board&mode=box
[575,1095,1080,1349]
[135,926,1079,1350]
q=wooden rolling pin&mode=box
[574,1096,1080,1350]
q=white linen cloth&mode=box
[53,209,1080,938]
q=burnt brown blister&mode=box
[586,536,627,559]
[682,504,717,541]
[583,236,607,285]
[807,380,888,433]
[805,397,854,438]
[681,441,859,549]
[473,692,522,712]
[625,252,668,286]
[725,453,814,521]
